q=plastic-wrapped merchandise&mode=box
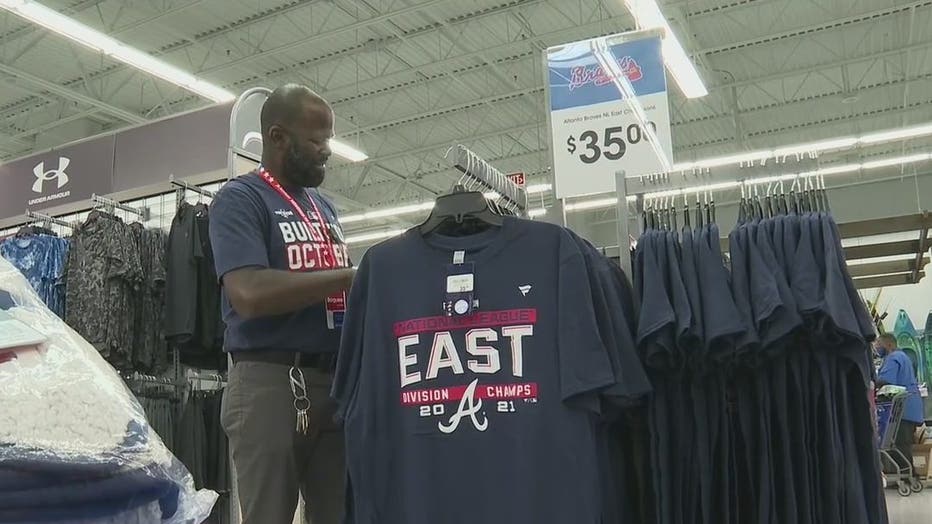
[0,257,217,523]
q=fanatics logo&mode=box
[274,209,294,218]
[518,285,532,296]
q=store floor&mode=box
[886,485,932,521]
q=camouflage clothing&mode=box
[65,211,143,369]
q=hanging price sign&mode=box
[546,33,673,199]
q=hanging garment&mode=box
[0,233,69,318]
[631,202,887,524]
[64,211,143,369]
[335,218,635,524]
[165,202,225,368]
[132,226,170,374]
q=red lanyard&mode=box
[258,167,343,267]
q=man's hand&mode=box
[223,266,356,319]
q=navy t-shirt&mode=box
[208,171,350,354]
[333,218,617,524]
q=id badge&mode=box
[326,291,346,329]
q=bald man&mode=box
[209,84,354,524]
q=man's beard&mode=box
[283,143,325,187]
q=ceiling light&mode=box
[861,153,931,170]
[773,137,859,158]
[345,229,405,245]
[692,151,772,169]
[814,164,861,176]
[0,0,236,103]
[859,123,932,145]
[340,202,435,224]
[526,183,553,194]
[528,208,547,218]
[622,0,708,98]
[329,140,369,162]
[564,197,620,211]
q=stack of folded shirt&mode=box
[0,258,216,523]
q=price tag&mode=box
[546,33,673,199]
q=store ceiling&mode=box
[1,0,932,222]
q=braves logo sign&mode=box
[568,56,643,91]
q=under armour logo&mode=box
[518,285,532,296]
[438,379,488,434]
[32,157,70,193]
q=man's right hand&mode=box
[223,266,356,320]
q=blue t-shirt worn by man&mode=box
[879,349,924,423]
[208,171,349,354]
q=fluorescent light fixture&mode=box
[340,201,435,225]
[329,140,369,162]
[0,0,236,103]
[814,164,861,176]
[564,197,620,211]
[528,208,547,218]
[345,229,405,245]
[622,0,708,98]
[773,137,859,158]
[555,151,931,214]
[861,153,931,170]
[859,123,932,145]
[692,151,772,169]
[526,183,553,194]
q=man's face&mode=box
[280,104,334,188]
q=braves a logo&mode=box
[32,157,70,193]
[568,56,643,91]
[438,379,488,434]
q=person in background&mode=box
[209,84,355,524]
[876,333,924,479]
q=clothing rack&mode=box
[170,175,216,199]
[23,210,76,229]
[447,144,528,215]
[91,193,150,222]
[186,368,226,391]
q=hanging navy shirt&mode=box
[333,218,617,524]
[208,171,349,354]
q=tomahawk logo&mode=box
[438,379,488,434]
[32,157,71,193]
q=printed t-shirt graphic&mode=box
[208,171,349,354]
[333,218,623,524]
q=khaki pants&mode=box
[221,361,345,524]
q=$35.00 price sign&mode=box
[547,34,672,199]
[565,122,658,165]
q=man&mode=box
[876,333,924,478]
[209,84,355,524]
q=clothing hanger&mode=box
[419,153,504,236]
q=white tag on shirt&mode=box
[453,250,465,265]
[446,273,474,293]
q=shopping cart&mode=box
[877,390,925,497]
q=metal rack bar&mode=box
[91,193,150,221]
[170,175,216,198]
[23,210,76,229]
[448,145,527,213]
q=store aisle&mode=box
[886,487,932,521]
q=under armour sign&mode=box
[0,136,114,221]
